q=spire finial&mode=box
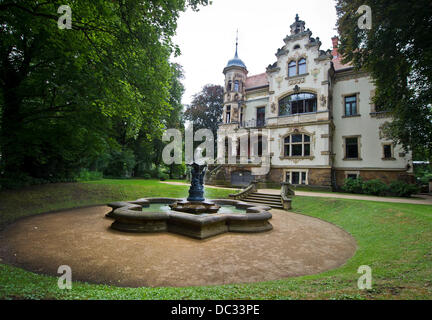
[295,13,299,21]
[235,29,239,58]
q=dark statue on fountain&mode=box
[169,162,221,214]
[187,162,206,202]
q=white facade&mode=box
[214,16,412,188]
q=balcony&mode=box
[239,118,267,128]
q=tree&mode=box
[336,0,432,161]
[0,0,209,185]
[183,84,224,139]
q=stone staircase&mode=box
[242,192,284,210]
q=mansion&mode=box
[209,15,413,189]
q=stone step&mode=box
[244,196,281,204]
[243,199,284,209]
[244,198,282,205]
[249,193,281,199]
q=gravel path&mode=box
[0,206,356,288]
[161,182,432,205]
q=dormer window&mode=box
[294,44,301,50]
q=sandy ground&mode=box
[0,206,356,288]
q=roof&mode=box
[332,54,353,71]
[245,73,268,90]
[226,57,247,69]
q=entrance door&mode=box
[231,171,253,187]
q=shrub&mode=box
[362,179,389,196]
[103,149,136,178]
[418,173,432,185]
[158,172,169,181]
[388,181,420,197]
[77,169,103,182]
[142,173,151,179]
[342,177,364,194]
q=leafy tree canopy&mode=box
[336,0,432,161]
[0,0,208,184]
[183,84,224,136]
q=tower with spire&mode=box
[222,31,248,124]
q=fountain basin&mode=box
[169,200,221,214]
[107,198,272,239]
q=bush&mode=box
[388,181,420,197]
[158,172,169,181]
[418,173,432,185]
[142,173,151,179]
[342,177,364,194]
[362,179,389,196]
[77,169,103,182]
[103,149,136,178]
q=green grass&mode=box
[0,179,235,230]
[0,179,431,300]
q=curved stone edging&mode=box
[107,198,273,239]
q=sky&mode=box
[172,0,339,105]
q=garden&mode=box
[0,179,431,300]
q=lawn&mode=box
[0,179,431,300]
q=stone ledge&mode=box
[108,198,273,240]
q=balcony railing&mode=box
[239,118,267,128]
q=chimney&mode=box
[331,36,339,58]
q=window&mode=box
[279,93,317,116]
[383,144,393,159]
[226,105,231,123]
[256,107,266,127]
[227,81,232,92]
[283,134,311,157]
[293,44,301,50]
[234,80,240,92]
[288,59,307,77]
[285,171,307,185]
[298,58,306,75]
[257,135,263,157]
[288,61,297,77]
[345,137,359,159]
[240,107,244,125]
[345,95,357,116]
[347,174,358,180]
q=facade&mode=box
[210,15,413,189]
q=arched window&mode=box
[298,58,306,74]
[226,105,231,123]
[227,80,232,92]
[234,80,240,92]
[279,93,317,116]
[283,134,311,157]
[288,61,297,77]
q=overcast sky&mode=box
[172,0,338,105]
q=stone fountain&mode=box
[169,163,221,214]
[106,162,273,239]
